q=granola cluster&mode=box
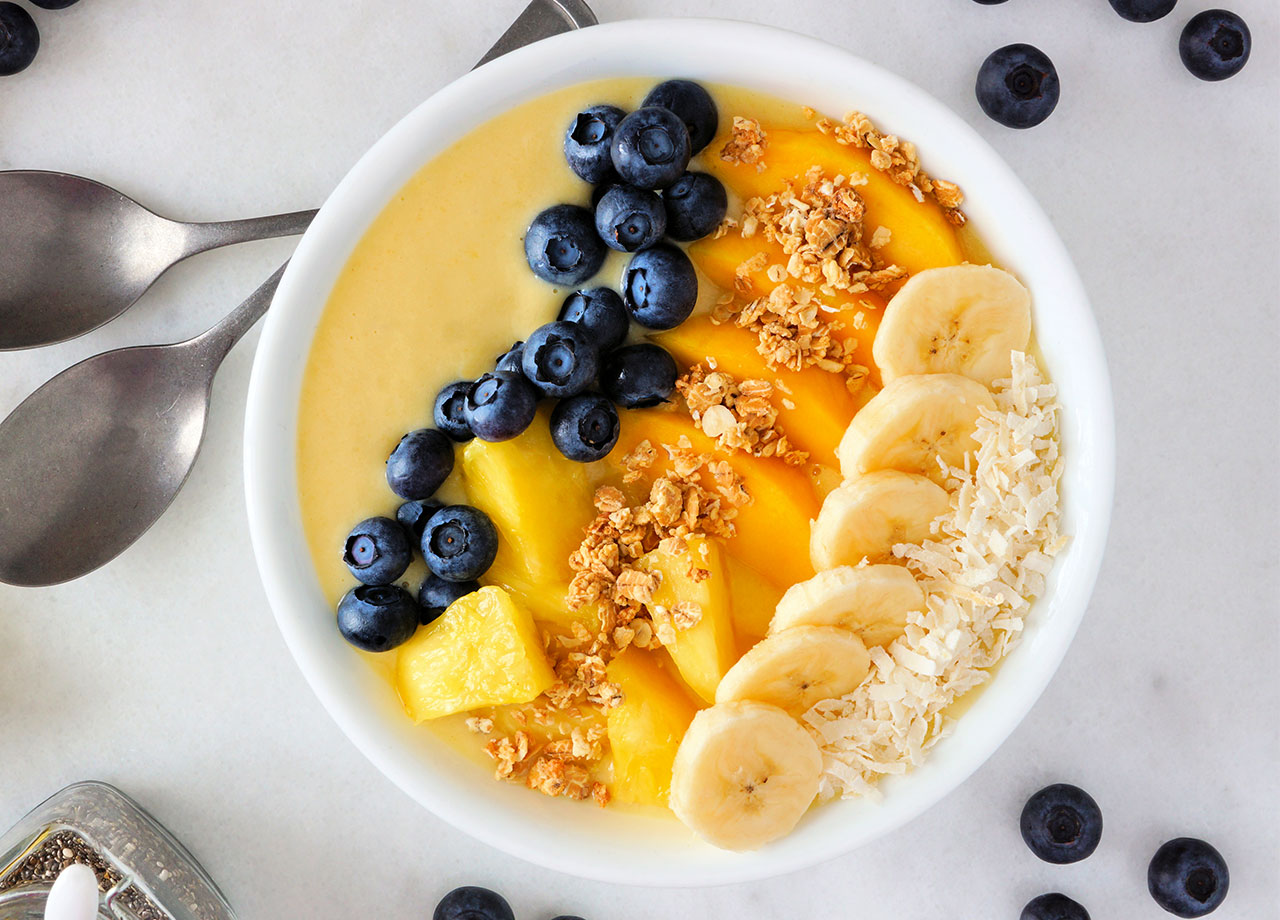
[483,725,610,806]
[719,115,767,168]
[807,107,966,226]
[676,363,808,465]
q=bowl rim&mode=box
[244,17,1114,886]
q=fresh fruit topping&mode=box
[385,428,454,500]
[976,43,1060,129]
[396,586,555,721]
[1021,893,1091,920]
[417,573,479,625]
[563,103,625,184]
[433,886,515,920]
[1108,0,1176,22]
[0,3,39,76]
[524,204,606,285]
[811,470,950,569]
[521,320,599,398]
[420,504,499,582]
[771,564,924,648]
[622,243,698,329]
[550,393,619,462]
[642,79,719,154]
[874,264,1031,385]
[599,343,677,407]
[494,340,524,375]
[610,106,692,190]
[593,185,666,252]
[557,287,629,350]
[714,625,870,715]
[342,516,412,585]
[1180,10,1250,81]
[465,371,539,442]
[837,374,996,484]
[1020,783,1104,864]
[606,648,699,806]
[336,585,419,652]
[663,171,728,242]
[433,380,475,442]
[395,499,442,543]
[1148,838,1229,917]
[670,699,822,850]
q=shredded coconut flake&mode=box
[803,351,1066,799]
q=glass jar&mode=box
[0,782,235,920]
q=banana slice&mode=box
[873,263,1031,386]
[770,564,924,647]
[669,699,823,850]
[837,373,995,484]
[714,625,870,714]
[810,470,950,569]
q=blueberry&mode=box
[611,106,691,190]
[521,321,599,398]
[663,172,728,242]
[550,916,587,920]
[642,79,719,154]
[336,585,419,652]
[494,341,524,375]
[396,499,442,543]
[975,43,1060,129]
[558,287,629,351]
[342,517,412,585]
[590,182,620,210]
[594,185,666,252]
[417,573,479,624]
[1020,784,1103,864]
[551,393,620,462]
[29,0,79,7]
[465,372,538,442]
[433,887,514,920]
[433,381,475,443]
[564,104,625,184]
[386,429,454,500]
[622,243,698,329]
[1180,10,1250,81]
[0,3,39,77]
[525,204,606,286]
[599,343,677,408]
[1021,893,1090,920]
[1108,0,1176,22]
[421,505,499,582]
[1148,838,1229,917]
[971,0,1009,4]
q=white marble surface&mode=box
[1,1,1277,917]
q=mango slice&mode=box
[395,586,555,722]
[609,410,818,588]
[606,648,700,806]
[725,554,785,646]
[461,408,595,632]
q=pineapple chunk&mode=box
[395,586,555,722]
[725,555,785,646]
[606,648,700,806]
[461,409,595,632]
[636,535,737,704]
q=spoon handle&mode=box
[187,262,288,368]
[179,210,318,256]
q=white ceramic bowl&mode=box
[244,18,1114,886]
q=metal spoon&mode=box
[0,265,287,587]
[0,170,316,351]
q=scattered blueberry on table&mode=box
[336,585,420,653]
[599,343,678,408]
[385,428,454,500]
[1148,837,1229,917]
[1020,892,1090,920]
[465,371,539,442]
[642,78,720,154]
[611,105,692,189]
[420,505,499,583]
[521,321,600,399]
[564,103,625,184]
[976,43,1060,129]
[433,887,514,920]
[342,517,412,586]
[0,2,39,76]
[557,287,629,351]
[29,0,81,8]
[433,381,475,442]
[524,204,605,285]
[551,393,621,462]
[1179,9,1250,81]
[663,171,728,242]
[1020,783,1103,864]
[1108,0,1177,23]
[594,184,667,252]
